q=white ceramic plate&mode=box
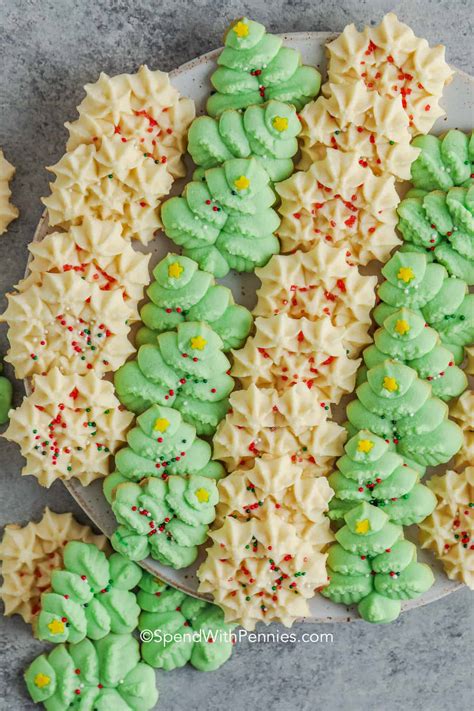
[31,32,473,622]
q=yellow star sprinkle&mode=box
[195,487,210,503]
[190,336,207,350]
[34,673,51,689]
[233,20,249,38]
[234,175,250,191]
[397,266,415,283]
[395,319,410,335]
[383,376,399,392]
[168,262,184,279]
[272,116,289,132]
[47,619,65,635]
[357,439,374,454]
[153,418,170,432]
[355,518,370,534]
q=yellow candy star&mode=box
[153,418,170,432]
[168,262,184,279]
[190,336,207,350]
[272,116,289,132]
[195,487,210,503]
[357,439,374,454]
[47,619,65,635]
[233,20,249,38]
[395,319,410,335]
[397,266,415,283]
[383,376,399,392]
[234,175,250,191]
[355,518,370,534]
[34,673,51,689]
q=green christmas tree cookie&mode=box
[360,307,467,401]
[110,403,225,484]
[161,157,280,277]
[104,475,218,569]
[410,130,473,192]
[36,542,142,645]
[24,633,159,710]
[346,360,463,467]
[322,502,434,623]
[115,321,234,435]
[0,360,13,424]
[375,251,474,364]
[328,430,436,525]
[188,100,301,182]
[207,18,321,117]
[136,253,252,351]
[397,185,474,284]
[138,572,235,671]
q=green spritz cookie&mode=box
[161,157,280,277]
[360,307,467,401]
[0,360,13,424]
[375,251,473,364]
[188,100,301,182]
[397,185,474,284]
[136,253,252,351]
[115,321,234,435]
[36,541,142,645]
[410,129,473,191]
[346,360,463,467]
[207,17,321,117]
[138,572,235,671]
[327,430,436,525]
[24,633,159,710]
[106,475,218,568]
[110,403,225,485]
[322,502,434,624]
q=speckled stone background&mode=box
[0,1,472,709]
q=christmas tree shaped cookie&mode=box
[409,130,473,192]
[207,18,321,117]
[346,359,463,467]
[0,359,12,424]
[25,633,159,710]
[36,542,142,644]
[110,403,225,484]
[136,253,252,351]
[104,475,218,568]
[361,306,467,401]
[188,101,301,182]
[322,502,434,623]
[138,573,235,670]
[398,185,474,285]
[375,251,474,364]
[115,321,234,435]
[161,157,280,277]
[327,430,436,525]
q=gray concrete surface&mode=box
[0,1,472,709]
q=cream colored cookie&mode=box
[450,390,474,472]
[198,512,329,630]
[215,453,334,544]
[42,136,171,244]
[66,65,195,180]
[299,81,420,179]
[232,316,359,404]
[3,369,133,487]
[0,507,108,623]
[22,217,150,318]
[419,468,474,589]
[276,148,400,264]
[254,244,376,357]
[0,149,19,235]
[2,271,134,379]
[326,12,453,135]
